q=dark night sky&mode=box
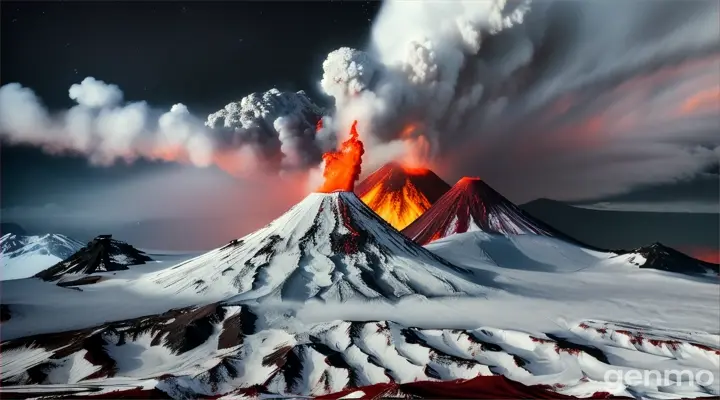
[1,0,379,208]
[0,1,717,253]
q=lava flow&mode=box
[355,162,451,231]
[316,120,365,193]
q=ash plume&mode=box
[207,89,334,172]
[0,78,331,175]
[321,0,720,202]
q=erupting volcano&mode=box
[403,177,582,246]
[316,120,365,193]
[355,162,451,231]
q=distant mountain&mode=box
[355,162,451,231]
[520,198,719,253]
[34,234,152,285]
[0,233,84,280]
[616,243,719,275]
[150,191,487,302]
[403,178,584,246]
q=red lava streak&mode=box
[317,120,365,193]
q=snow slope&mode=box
[426,231,614,273]
[1,233,84,281]
[1,301,718,399]
[149,191,490,302]
[403,177,588,246]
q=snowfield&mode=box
[0,193,718,399]
[1,233,85,280]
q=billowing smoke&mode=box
[207,89,334,172]
[0,77,215,167]
[320,0,720,202]
[2,0,719,203]
[0,77,331,176]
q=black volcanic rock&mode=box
[617,242,719,275]
[34,235,152,282]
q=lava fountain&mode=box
[316,120,365,193]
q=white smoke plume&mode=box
[206,89,333,171]
[0,78,330,175]
[320,0,720,202]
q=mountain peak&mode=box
[35,235,152,283]
[403,178,573,245]
[618,242,719,275]
[355,162,451,231]
[150,190,485,302]
[457,176,482,183]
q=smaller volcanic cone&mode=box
[35,234,152,284]
[355,162,451,230]
[317,121,365,193]
[617,243,719,275]
[403,177,580,245]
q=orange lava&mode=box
[360,179,433,230]
[316,120,365,193]
[356,162,450,231]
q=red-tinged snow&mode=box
[402,177,582,246]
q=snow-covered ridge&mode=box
[34,235,153,283]
[150,191,489,302]
[1,233,84,281]
[1,302,717,399]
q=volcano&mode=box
[151,191,486,302]
[402,177,583,246]
[355,162,451,231]
[616,242,719,275]
[35,235,153,284]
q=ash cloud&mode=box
[321,0,720,202]
[206,89,334,172]
[2,0,719,204]
[0,78,331,176]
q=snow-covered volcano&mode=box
[402,177,584,246]
[1,233,84,280]
[34,235,153,284]
[151,191,487,302]
[355,162,451,231]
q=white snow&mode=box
[2,254,64,280]
[1,233,85,280]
